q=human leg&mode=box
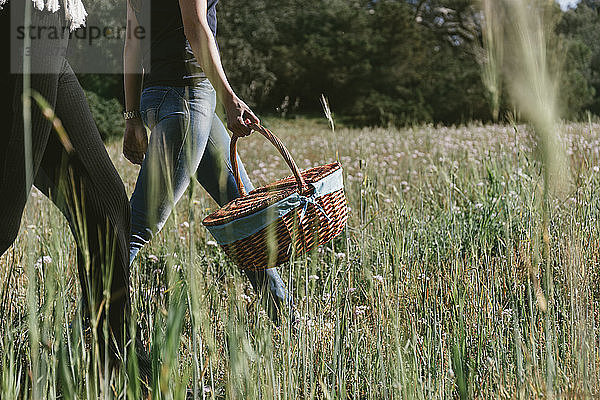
[0,4,61,254]
[34,60,152,378]
[0,3,151,386]
[129,84,215,263]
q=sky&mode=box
[557,0,580,10]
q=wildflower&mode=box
[308,275,319,281]
[180,221,190,228]
[241,293,252,303]
[593,166,600,173]
[347,287,357,294]
[148,254,159,263]
[206,240,218,247]
[372,274,384,284]
[501,308,513,318]
[335,252,345,259]
[355,305,369,316]
[35,255,52,268]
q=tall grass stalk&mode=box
[3,119,600,397]
[482,1,573,397]
[480,0,504,122]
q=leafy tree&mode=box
[74,0,600,131]
[557,2,600,115]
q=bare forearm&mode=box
[124,35,143,110]
[185,24,235,105]
[179,0,236,107]
[124,2,143,113]
[124,73,142,112]
[178,0,259,137]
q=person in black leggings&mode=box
[0,2,151,385]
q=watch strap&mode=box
[123,110,141,120]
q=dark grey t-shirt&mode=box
[139,0,218,89]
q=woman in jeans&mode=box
[123,0,294,324]
[0,0,151,383]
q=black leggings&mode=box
[0,5,137,370]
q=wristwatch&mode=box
[123,110,141,120]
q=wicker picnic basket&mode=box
[202,124,348,271]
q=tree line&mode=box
[78,0,600,139]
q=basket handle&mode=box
[230,123,309,197]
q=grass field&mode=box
[1,118,600,399]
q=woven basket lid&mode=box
[203,162,342,226]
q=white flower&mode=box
[241,293,252,303]
[501,308,513,318]
[355,305,369,316]
[372,275,384,284]
[206,240,218,247]
[147,254,159,263]
[308,275,319,281]
[180,221,190,228]
[35,255,52,268]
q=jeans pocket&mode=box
[141,86,171,129]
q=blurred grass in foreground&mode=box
[1,118,600,398]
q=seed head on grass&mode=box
[320,94,334,133]
[501,0,569,194]
[480,0,504,122]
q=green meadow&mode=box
[2,118,600,398]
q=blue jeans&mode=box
[130,80,293,323]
